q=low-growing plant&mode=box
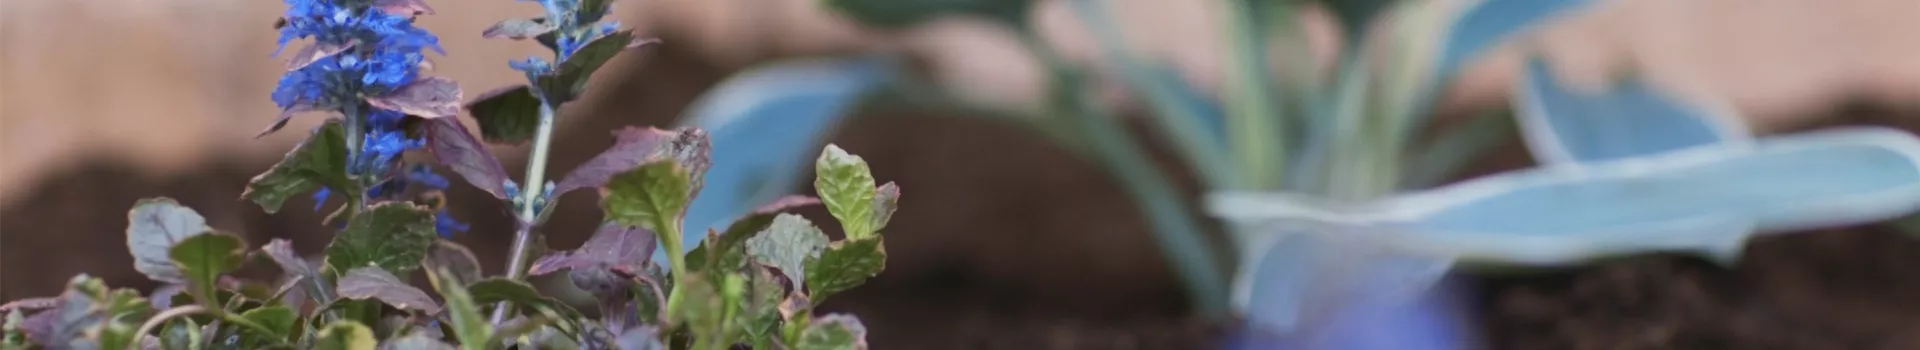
[0,0,899,348]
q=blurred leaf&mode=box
[262,239,329,305]
[1406,110,1517,188]
[1229,228,1454,337]
[245,120,356,213]
[602,161,693,236]
[822,0,1031,29]
[464,85,543,144]
[325,202,438,274]
[803,237,885,304]
[380,331,456,350]
[158,318,200,350]
[1434,0,1596,81]
[794,314,868,350]
[1514,57,1747,164]
[315,321,377,350]
[613,326,665,350]
[481,18,554,40]
[577,0,614,24]
[671,275,726,339]
[126,197,211,284]
[467,279,586,330]
[238,306,298,342]
[424,113,515,199]
[337,267,441,314]
[426,268,490,350]
[1320,0,1396,43]
[425,240,484,286]
[735,267,788,345]
[170,233,249,304]
[746,214,829,288]
[1065,0,1233,186]
[537,30,646,104]
[32,276,110,349]
[552,127,678,198]
[815,145,879,240]
[1,310,21,348]
[677,57,892,259]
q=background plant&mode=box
[0,0,899,348]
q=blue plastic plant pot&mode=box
[1224,276,1479,350]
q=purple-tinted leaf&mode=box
[872,182,900,229]
[797,314,869,350]
[368,76,463,118]
[0,299,56,313]
[262,239,329,305]
[126,197,211,284]
[481,18,555,40]
[147,284,184,309]
[425,240,483,285]
[552,127,676,198]
[530,223,657,300]
[338,267,442,314]
[373,0,435,15]
[286,41,355,72]
[464,85,543,144]
[424,117,513,199]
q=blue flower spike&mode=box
[1209,57,1920,346]
[269,0,464,226]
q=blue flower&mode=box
[312,187,333,211]
[273,0,442,110]
[354,127,424,176]
[406,164,451,190]
[435,211,470,237]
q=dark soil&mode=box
[8,34,1920,349]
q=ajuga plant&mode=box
[651,0,1920,348]
[0,0,899,348]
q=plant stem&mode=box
[127,305,207,350]
[1222,0,1288,190]
[1015,28,1230,317]
[490,100,560,325]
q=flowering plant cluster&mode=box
[0,0,897,348]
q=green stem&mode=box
[127,306,207,350]
[490,100,560,325]
[1015,29,1230,317]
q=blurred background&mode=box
[5,0,1920,348]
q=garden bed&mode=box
[6,45,1919,349]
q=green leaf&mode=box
[314,321,377,350]
[426,268,490,350]
[687,196,822,274]
[576,0,614,24]
[464,85,543,144]
[822,0,1033,29]
[170,233,248,304]
[814,144,879,240]
[794,314,868,350]
[602,160,693,237]
[671,275,727,341]
[126,197,212,284]
[466,279,586,324]
[481,18,555,40]
[158,318,200,350]
[2,310,25,348]
[381,331,457,350]
[262,239,329,306]
[734,267,787,345]
[746,214,828,288]
[239,306,298,341]
[337,267,441,314]
[325,202,437,274]
[803,237,885,304]
[244,119,355,213]
[537,30,649,104]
